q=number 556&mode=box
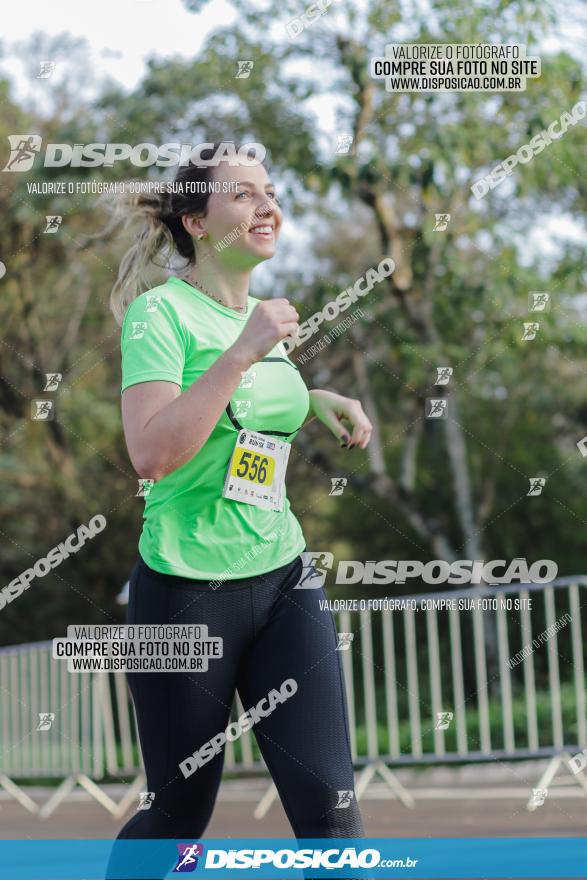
[235,451,270,484]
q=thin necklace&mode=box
[182,273,248,313]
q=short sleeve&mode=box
[120,292,186,392]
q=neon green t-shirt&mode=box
[120,275,310,580]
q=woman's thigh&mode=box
[124,559,253,806]
[237,574,363,838]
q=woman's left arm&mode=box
[305,389,373,449]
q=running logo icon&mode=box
[336,632,354,651]
[433,213,451,231]
[44,216,62,233]
[31,400,54,421]
[329,477,347,496]
[173,843,204,872]
[137,791,155,810]
[426,398,447,419]
[36,712,55,731]
[529,292,551,312]
[145,295,162,312]
[295,552,334,589]
[234,400,251,418]
[435,367,453,386]
[136,479,154,498]
[235,60,254,78]
[43,373,62,391]
[435,711,454,730]
[335,790,354,808]
[130,322,148,340]
[522,322,539,341]
[37,61,56,79]
[3,135,42,172]
[527,477,546,496]
[335,134,354,154]
[239,369,257,389]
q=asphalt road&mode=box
[1,791,586,838]
[1,779,585,879]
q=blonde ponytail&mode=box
[105,189,176,326]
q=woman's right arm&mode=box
[122,298,299,482]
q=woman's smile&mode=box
[247,222,274,240]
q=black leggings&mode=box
[114,552,364,846]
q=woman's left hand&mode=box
[308,389,373,449]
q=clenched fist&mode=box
[231,299,299,365]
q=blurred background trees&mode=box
[1,0,587,647]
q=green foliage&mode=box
[353,681,585,756]
[1,0,587,646]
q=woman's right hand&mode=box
[231,299,299,366]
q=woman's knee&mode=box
[285,780,364,838]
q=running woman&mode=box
[108,144,372,858]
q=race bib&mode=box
[222,429,291,512]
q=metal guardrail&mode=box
[1,578,587,815]
[340,578,587,764]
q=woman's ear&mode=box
[181,214,206,238]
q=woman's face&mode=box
[194,161,283,269]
